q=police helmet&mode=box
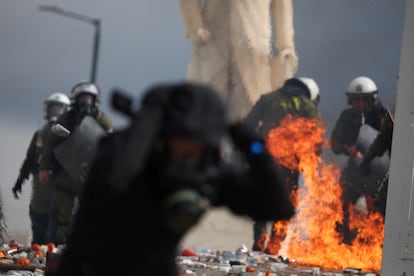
[162,82,227,148]
[44,92,70,120]
[346,76,378,105]
[346,76,378,96]
[70,81,101,105]
[299,77,320,105]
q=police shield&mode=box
[54,115,106,184]
[355,124,390,180]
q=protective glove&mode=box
[12,177,23,199]
[38,169,49,185]
[359,158,372,176]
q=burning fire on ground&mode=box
[264,115,384,272]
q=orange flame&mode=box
[265,115,384,271]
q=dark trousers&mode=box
[252,220,267,251]
[30,208,49,245]
[252,166,299,253]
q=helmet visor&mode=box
[348,95,376,112]
[77,93,94,105]
[46,102,67,119]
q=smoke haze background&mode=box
[0,0,405,240]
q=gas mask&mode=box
[157,140,216,235]
[76,93,95,115]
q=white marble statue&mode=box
[180,0,298,121]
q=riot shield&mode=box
[355,124,390,176]
[54,115,106,184]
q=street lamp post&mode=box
[39,5,101,83]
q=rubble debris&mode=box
[0,240,381,275]
[176,245,381,275]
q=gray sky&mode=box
[0,0,406,237]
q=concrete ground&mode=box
[179,207,258,252]
[6,207,258,252]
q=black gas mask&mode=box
[76,93,95,115]
[154,137,218,235]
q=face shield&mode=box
[45,102,68,121]
[348,94,377,113]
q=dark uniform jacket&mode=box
[243,81,321,195]
[330,104,387,156]
[16,122,55,213]
[244,86,320,137]
[331,103,387,198]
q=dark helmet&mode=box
[160,82,227,148]
[281,78,312,99]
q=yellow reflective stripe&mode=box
[292,97,301,112]
[280,101,289,110]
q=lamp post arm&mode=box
[39,5,97,25]
[38,5,101,82]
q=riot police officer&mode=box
[13,92,70,245]
[359,86,397,216]
[38,81,112,245]
[331,76,387,244]
[244,77,320,253]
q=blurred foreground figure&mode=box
[12,92,70,245]
[38,82,113,245]
[55,81,294,276]
[330,76,387,244]
[243,77,320,254]
[180,0,298,121]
